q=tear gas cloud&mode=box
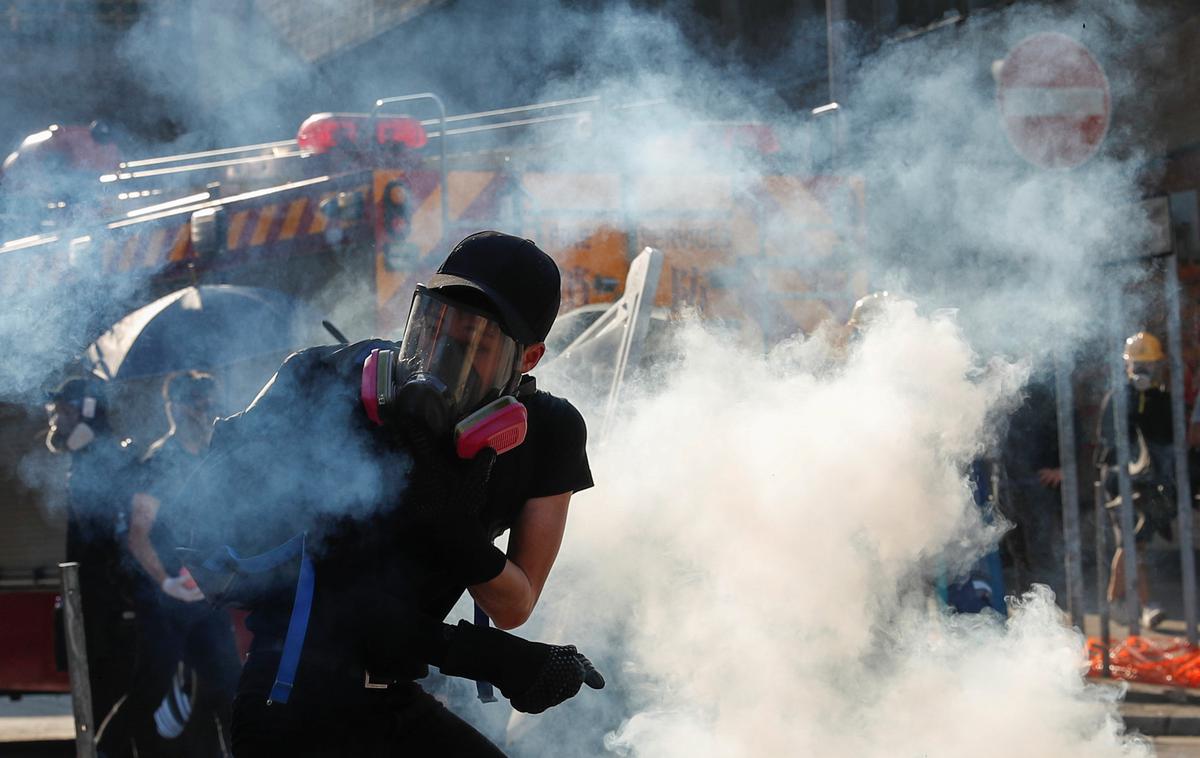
[519,310,1147,757]
[474,1,1163,756]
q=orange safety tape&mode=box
[167,224,190,262]
[308,197,328,235]
[249,204,278,247]
[226,210,250,250]
[279,198,308,241]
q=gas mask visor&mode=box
[397,285,521,423]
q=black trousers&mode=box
[78,560,136,729]
[231,651,505,758]
[98,594,241,757]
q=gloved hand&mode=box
[439,621,605,714]
[161,571,205,603]
[400,425,506,586]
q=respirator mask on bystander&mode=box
[362,285,528,457]
[1127,361,1164,392]
[45,394,98,453]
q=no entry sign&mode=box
[997,32,1111,169]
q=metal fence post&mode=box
[1110,334,1142,635]
[1054,350,1084,628]
[59,562,98,758]
[1094,478,1112,676]
[1163,253,1199,645]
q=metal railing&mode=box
[1050,235,1198,662]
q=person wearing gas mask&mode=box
[45,376,137,734]
[1096,331,1176,631]
[101,370,240,757]
[178,231,602,756]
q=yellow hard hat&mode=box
[847,291,890,330]
[1123,331,1165,362]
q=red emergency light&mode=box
[297,113,428,154]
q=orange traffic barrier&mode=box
[1087,636,1200,688]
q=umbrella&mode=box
[86,285,320,381]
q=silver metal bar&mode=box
[59,562,98,758]
[1164,253,1199,644]
[375,93,448,238]
[120,139,298,169]
[1110,325,1141,635]
[1054,351,1084,627]
[117,151,306,181]
[427,112,590,140]
[1094,478,1112,676]
[106,175,331,229]
[434,96,600,124]
[825,0,848,165]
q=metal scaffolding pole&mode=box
[824,0,848,164]
[1109,321,1142,635]
[1163,253,1199,645]
[1054,351,1084,627]
[1094,478,1112,676]
[59,562,98,758]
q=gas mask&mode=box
[1127,361,1165,392]
[45,396,98,453]
[361,286,528,457]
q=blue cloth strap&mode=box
[202,532,304,575]
[236,532,314,705]
[473,603,496,703]
[267,535,315,705]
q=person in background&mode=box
[999,368,1066,594]
[44,376,136,733]
[100,370,240,757]
[1096,331,1176,631]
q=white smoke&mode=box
[476,2,1177,753]
[0,0,1175,753]
[516,305,1149,757]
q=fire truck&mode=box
[0,92,866,696]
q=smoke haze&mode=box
[522,310,1146,757]
[486,1,1165,756]
[0,0,1179,753]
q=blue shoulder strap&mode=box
[198,533,314,706]
[201,532,304,574]
[267,534,315,705]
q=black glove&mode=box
[401,424,507,586]
[439,620,605,714]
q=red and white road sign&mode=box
[997,32,1110,169]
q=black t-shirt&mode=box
[480,378,594,539]
[1001,378,1062,482]
[1097,385,1176,464]
[136,434,207,578]
[189,340,592,652]
[66,438,135,566]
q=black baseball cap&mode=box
[427,231,561,345]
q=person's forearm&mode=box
[469,561,536,630]
[128,522,169,585]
